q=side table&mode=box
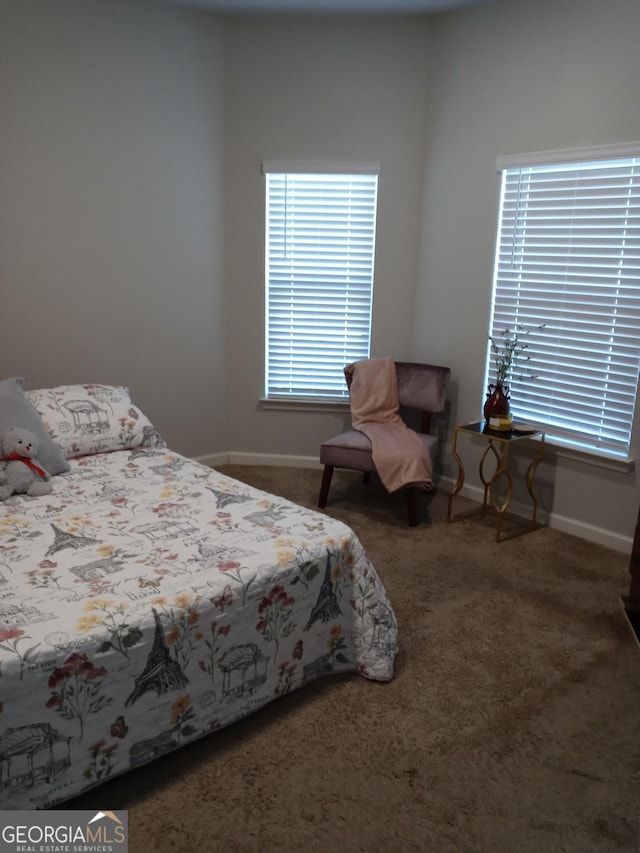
[447,421,545,542]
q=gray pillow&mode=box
[0,377,70,476]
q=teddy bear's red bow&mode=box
[0,453,47,479]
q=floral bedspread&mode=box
[0,448,398,809]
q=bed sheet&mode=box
[0,448,398,808]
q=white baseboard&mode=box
[193,451,231,468]
[192,451,632,553]
[229,451,324,469]
[440,477,632,553]
[193,451,322,470]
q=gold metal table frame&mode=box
[447,421,545,542]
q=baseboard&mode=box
[191,452,632,553]
[440,477,632,553]
[192,451,231,468]
[193,451,322,470]
[544,513,632,552]
[229,451,324,469]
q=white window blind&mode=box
[264,164,379,400]
[486,145,640,458]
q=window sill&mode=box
[260,403,634,472]
[545,435,635,474]
[260,397,350,414]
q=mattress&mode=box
[0,443,398,808]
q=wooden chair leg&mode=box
[406,487,418,527]
[318,465,334,508]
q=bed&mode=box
[0,380,398,809]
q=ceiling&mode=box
[159,0,491,14]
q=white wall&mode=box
[0,0,227,457]
[1,0,638,548]
[223,15,432,456]
[222,3,639,547]
[415,0,640,546]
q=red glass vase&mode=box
[483,383,512,432]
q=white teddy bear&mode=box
[0,426,53,499]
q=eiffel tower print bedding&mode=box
[0,430,398,807]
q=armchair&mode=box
[318,361,451,526]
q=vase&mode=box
[483,383,512,432]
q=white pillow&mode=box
[25,384,165,459]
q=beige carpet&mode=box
[65,466,640,853]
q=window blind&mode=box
[487,149,640,457]
[264,168,379,400]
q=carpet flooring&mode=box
[64,466,640,853]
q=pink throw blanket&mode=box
[345,357,433,493]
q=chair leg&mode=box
[406,487,418,527]
[318,465,334,508]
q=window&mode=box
[486,143,640,459]
[264,162,379,401]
